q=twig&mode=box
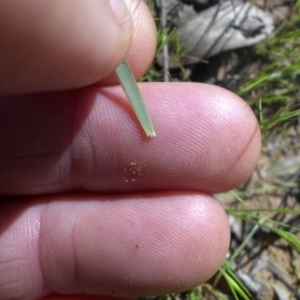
[160,0,170,82]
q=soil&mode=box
[147,0,300,299]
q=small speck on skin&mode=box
[135,244,139,249]
[122,160,143,183]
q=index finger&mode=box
[0,83,261,195]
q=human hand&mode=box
[0,1,261,300]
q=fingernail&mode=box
[109,0,130,24]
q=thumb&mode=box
[0,0,132,95]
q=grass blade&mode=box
[115,59,155,137]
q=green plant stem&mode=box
[115,59,155,137]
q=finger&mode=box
[100,0,157,85]
[41,296,119,300]
[0,83,261,195]
[0,192,230,299]
[0,0,156,95]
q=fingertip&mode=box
[57,193,230,296]
[0,0,133,95]
[187,194,230,282]
[0,193,229,298]
[100,0,157,84]
[207,85,262,190]
[40,295,129,300]
[138,82,261,192]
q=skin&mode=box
[0,1,261,300]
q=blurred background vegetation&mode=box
[143,0,300,299]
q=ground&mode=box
[146,0,300,299]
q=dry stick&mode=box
[115,59,155,138]
[160,0,170,82]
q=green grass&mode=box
[146,0,300,298]
[207,3,300,296]
[208,2,300,297]
[240,0,300,142]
